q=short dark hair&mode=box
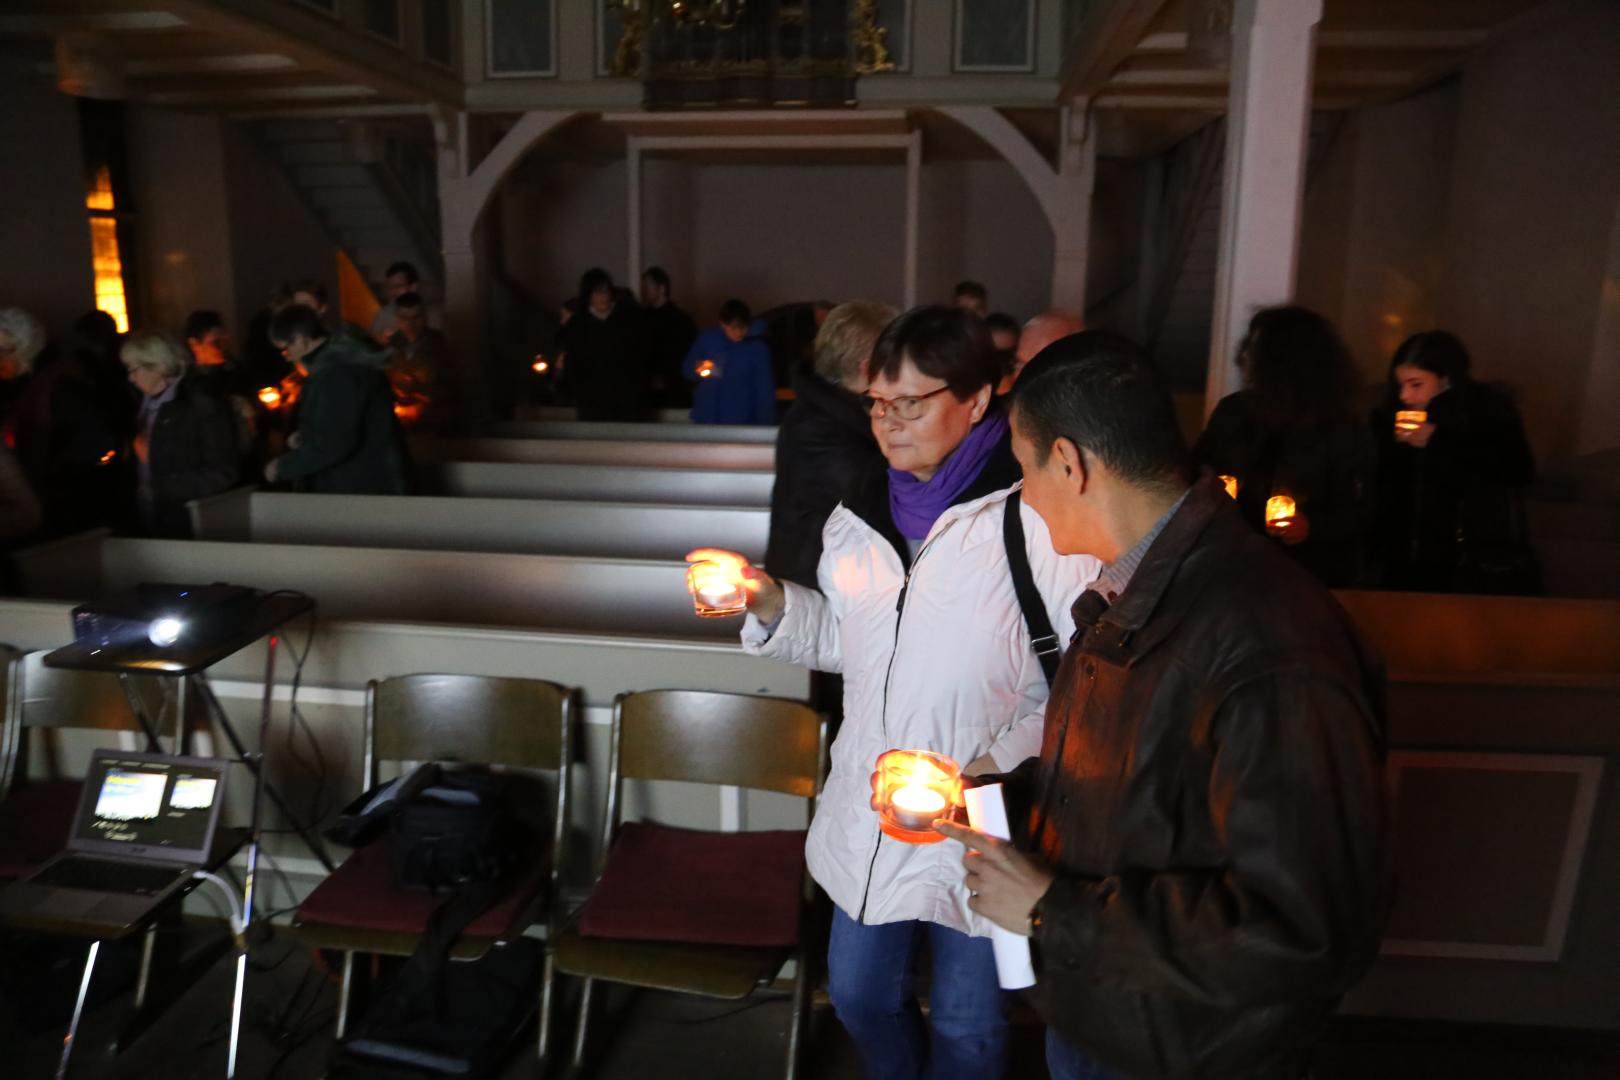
[183,309,224,342]
[642,266,671,291]
[578,268,613,307]
[719,299,751,326]
[1010,330,1188,488]
[394,291,424,311]
[290,278,328,306]
[385,261,419,283]
[984,312,1019,338]
[868,304,1001,399]
[1391,330,1471,385]
[954,280,988,302]
[269,304,327,345]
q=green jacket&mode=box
[276,326,409,494]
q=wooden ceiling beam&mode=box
[1059,0,1174,101]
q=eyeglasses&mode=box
[862,385,952,420]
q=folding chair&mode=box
[290,672,576,1062]
[0,649,167,881]
[554,689,827,1080]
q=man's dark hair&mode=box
[74,308,119,344]
[719,299,751,327]
[386,260,419,283]
[290,278,328,306]
[953,280,988,303]
[578,267,614,307]
[1390,329,1471,386]
[984,312,1019,338]
[183,309,224,341]
[1010,330,1188,488]
[394,291,424,311]
[868,304,1001,399]
[269,304,327,345]
[642,266,671,292]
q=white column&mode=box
[1205,0,1322,414]
[1051,101,1095,313]
[627,137,643,280]
[904,131,921,309]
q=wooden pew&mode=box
[487,420,777,444]
[189,489,769,562]
[418,461,775,507]
[414,436,775,471]
[15,534,734,640]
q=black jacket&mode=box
[764,372,892,588]
[275,328,409,495]
[643,301,699,409]
[560,304,650,421]
[143,375,241,538]
[1003,474,1391,1080]
[1370,381,1535,593]
[1192,391,1374,587]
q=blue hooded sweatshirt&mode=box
[683,321,776,425]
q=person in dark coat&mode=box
[640,266,698,409]
[558,268,649,422]
[1371,330,1536,593]
[939,331,1391,1080]
[764,300,896,588]
[121,330,240,538]
[684,299,776,426]
[1192,305,1375,587]
[264,305,409,495]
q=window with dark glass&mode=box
[423,0,454,66]
[365,0,402,43]
[488,0,555,76]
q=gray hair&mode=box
[813,301,899,391]
[121,330,191,381]
[0,308,47,373]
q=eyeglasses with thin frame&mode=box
[862,385,952,421]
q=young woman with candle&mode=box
[1371,330,1537,592]
[689,305,1102,1080]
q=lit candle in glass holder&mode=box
[875,749,960,844]
[686,557,748,618]
[1394,410,1427,436]
[257,386,282,409]
[695,359,718,379]
[532,356,550,374]
[1265,494,1298,536]
[1219,474,1239,499]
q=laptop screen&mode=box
[75,754,225,856]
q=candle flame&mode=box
[98,449,117,465]
[258,386,282,409]
[1394,410,1427,434]
[532,357,549,374]
[1265,495,1297,526]
[696,360,716,378]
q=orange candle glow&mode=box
[874,750,960,844]
[1394,410,1427,435]
[1265,494,1297,535]
[695,359,717,379]
[686,556,748,617]
[1219,474,1239,499]
[257,386,282,409]
[532,357,550,374]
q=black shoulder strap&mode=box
[1003,491,1061,687]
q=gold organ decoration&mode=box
[852,0,895,74]
[85,165,128,333]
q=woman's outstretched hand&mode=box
[684,548,785,624]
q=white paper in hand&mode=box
[961,783,1037,990]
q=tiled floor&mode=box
[3,927,1617,1079]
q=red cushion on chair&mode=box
[577,822,806,948]
[295,836,547,936]
[0,781,84,880]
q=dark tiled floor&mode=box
[4,927,1618,1079]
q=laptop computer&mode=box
[0,750,229,930]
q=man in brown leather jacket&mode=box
[939,331,1391,1080]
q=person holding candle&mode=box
[1371,330,1537,593]
[690,304,1102,1080]
[1192,305,1375,587]
[683,299,777,426]
[936,331,1391,1080]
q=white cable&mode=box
[192,869,246,941]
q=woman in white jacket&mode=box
[693,306,1100,1079]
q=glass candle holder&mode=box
[874,749,960,844]
[1265,494,1298,536]
[257,386,282,409]
[686,558,748,618]
[1219,474,1239,499]
[695,359,718,379]
[1394,409,1427,436]
[532,356,550,374]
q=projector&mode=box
[72,583,263,652]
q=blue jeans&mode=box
[1046,1028,1119,1080]
[827,907,1007,1080]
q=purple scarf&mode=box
[888,410,1009,539]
